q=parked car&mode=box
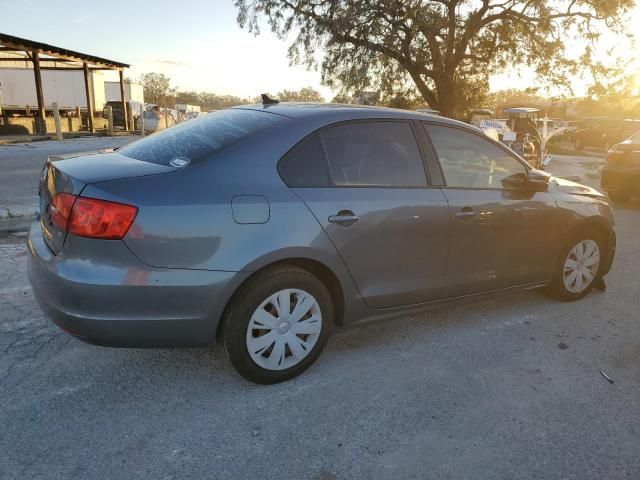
[561,120,579,140]
[28,104,616,384]
[574,118,640,150]
[601,130,640,202]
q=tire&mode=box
[222,266,333,384]
[546,229,606,301]
[608,190,630,203]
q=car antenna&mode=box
[261,93,279,105]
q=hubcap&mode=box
[563,239,600,294]
[246,289,322,371]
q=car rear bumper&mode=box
[27,221,247,347]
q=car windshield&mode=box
[119,108,287,165]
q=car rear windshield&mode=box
[119,109,286,165]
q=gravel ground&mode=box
[1,156,639,479]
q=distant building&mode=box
[0,52,107,113]
[105,80,144,104]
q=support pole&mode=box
[32,51,47,134]
[53,102,62,141]
[119,70,129,131]
[106,106,114,136]
[127,103,134,133]
[83,62,95,134]
[140,106,145,137]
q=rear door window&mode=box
[320,122,427,187]
[120,109,287,165]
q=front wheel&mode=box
[546,231,605,301]
[222,266,333,384]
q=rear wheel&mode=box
[547,231,605,301]
[222,266,333,384]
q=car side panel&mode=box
[442,188,562,296]
[294,187,451,308]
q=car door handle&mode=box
[454,207,477,221]
[328,211,360,226]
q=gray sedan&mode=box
[28,103,616,384]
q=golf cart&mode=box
[502,107,546,169]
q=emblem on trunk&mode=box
[169,157,190,168]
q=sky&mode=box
[3,0,639,100]
[5,0,332,99]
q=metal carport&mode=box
[0,32,131,134]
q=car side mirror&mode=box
[526,169,550,192]
[501,170,550,192]
[501,172,528,190]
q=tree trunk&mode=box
[435,81,456,118]
[408,71,456,118]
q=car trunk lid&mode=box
[39,151,177,254]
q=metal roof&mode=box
[0,32,129,69]
[504,107,541,114]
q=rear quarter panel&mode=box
[80,121,366,323]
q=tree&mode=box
[175,90,200,106]
[277,86,325,102]
[330,93,352,104]
[140,73,176,107]
[578,73,640,118]
[197,93,245,111]
[235,0,634,118]
[484,88,545,111]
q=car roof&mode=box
[232,102,473,129]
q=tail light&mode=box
[50,193,76,231]
[49,193,137,240]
